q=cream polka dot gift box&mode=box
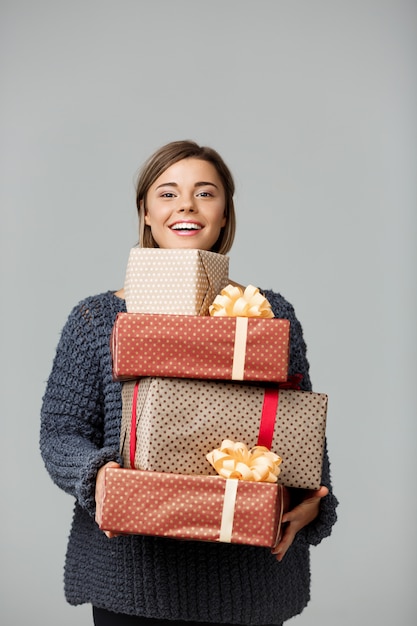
[120,377,328,490]
[111,312,290,383]
[98,468,290,547]
[123,248,229,315]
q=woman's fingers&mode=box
[272,485,329,561]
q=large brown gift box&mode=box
[123,248,229,315]
[99,468,289,548]
[121,378,328,489]
[111,313,290,383]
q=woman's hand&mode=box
[271,485,329,561]
[95,461,121,538]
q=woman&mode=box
[40,140,338,626]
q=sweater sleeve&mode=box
[262,289,338,547]
[40,299,121,517]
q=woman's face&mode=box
[143,158,227,250]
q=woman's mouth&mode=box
[170,221,203,234]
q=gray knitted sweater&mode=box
[40,290,337,625]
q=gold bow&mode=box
[209,284,274,318]
[206,439,282,483]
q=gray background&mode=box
[1,1,416,625]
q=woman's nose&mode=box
[178,196,196,212]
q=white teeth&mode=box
[171,223,202,230]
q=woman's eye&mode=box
[161,192,175,198]
[197,191,212,197]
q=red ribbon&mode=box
[130,380,140,468]
[256,374,303,448]
[257,387,280,448]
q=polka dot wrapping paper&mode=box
[120,378,328,489]
[99,468,290,547]
[111,313,290,383]
[123,248,229,315]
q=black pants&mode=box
[92,606,282,626]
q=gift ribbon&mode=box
[130,380,140,468]
[231,316,248,380]
[210,284,274,380]
[256,374,303,448]
[209,284,274,318]
[219,478,239,543]
[257,388,280,449]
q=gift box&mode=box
[111,313,290,383]
[124,248,229,315]
[120,378,328,489]
[99,468,289,547]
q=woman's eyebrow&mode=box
[155,182,178,190]
[194,181,219,189]
[155,181,219,190]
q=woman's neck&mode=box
[114,288,125,300]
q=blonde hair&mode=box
[136,140,236,255]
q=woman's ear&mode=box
[141,200,151,225]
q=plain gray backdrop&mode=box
[1,1,416,625]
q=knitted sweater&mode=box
[40,290,338,625]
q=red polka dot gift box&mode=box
[111,312,290,383]
[123,248,229,316]
[98,468,290,548]
[120,377,328,490]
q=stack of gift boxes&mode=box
[99,248,328,548]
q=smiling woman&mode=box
[40,139,338,626]
[137,140,236,254]
[143,158,227,251]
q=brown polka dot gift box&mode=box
[111,313,290,383]
[123,248,229,315]
[120,377,328,490]
[98,467,290,548]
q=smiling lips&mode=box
[170,221,203,235]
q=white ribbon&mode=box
[231,316,248,380]
[219,478,239,542]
